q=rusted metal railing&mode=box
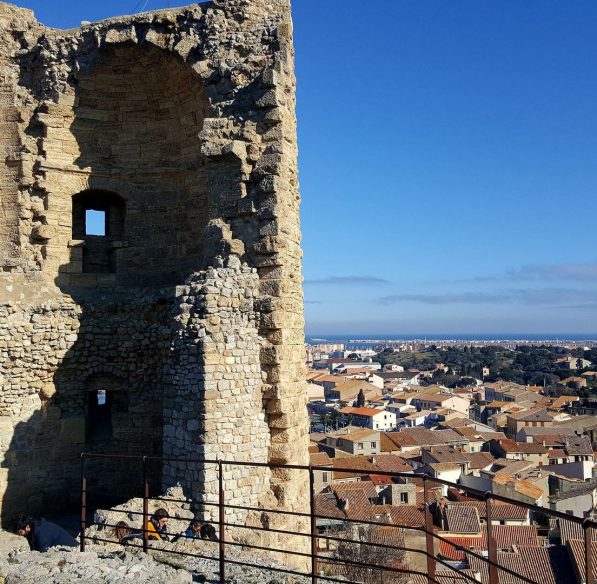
[79,453,596,584]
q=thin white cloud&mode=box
[305,275,390,285]
[379,288,597,307]
[474,261,597,283]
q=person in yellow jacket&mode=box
[146,508,170,541]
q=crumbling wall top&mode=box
[0,2,35,26]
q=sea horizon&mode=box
[306,333,597,343]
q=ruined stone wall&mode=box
[0,0,308,556]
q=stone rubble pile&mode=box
[0,547,193,584]
[0,539,313,584]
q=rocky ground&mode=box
[0,540,314,584]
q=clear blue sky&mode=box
[12,0,597,335]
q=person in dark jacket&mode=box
[199,523,218,541]
[16,516,78,552]
[182,519,202,540]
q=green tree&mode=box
[356,388,365,408]
[329,409,340,430]
[319,412,332,432]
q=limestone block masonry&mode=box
[0,0,308,556]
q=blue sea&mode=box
[306,334,597,347]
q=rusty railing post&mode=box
[142,456,149,553]
[80,453,87,552]
[485,492,499,584]
[309,466,318,584]
[423,477,436,583]
[584,520,594,584]
[218,460,225,583]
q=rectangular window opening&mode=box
[97,389,107,406]
[85,209,106,236]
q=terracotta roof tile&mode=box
[495,439,548,454]
[567,539,597,582]
[467,544,572,583]
[340,406,385,417]
[336,428,379,442]
[368,453,413,474]
[507,408,553,422]
[381,432,419,452]
[444,505,481,533]
[446,501,529,522]
[466,452,495,469]
[314,489,373,522]
[564,435,593,456]
[370,504,425,528]
[388,505,425,528]
[368,525,406,548]
[439,534,485,560]
[439,525,541,562]
[403,427,468,446]
[329,481,377,501]
[331,456,378,480]
[556,518,597,544]
[309,451,332,466]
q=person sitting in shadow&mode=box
[113,520,130,542]
[16,516,78,552]
[172,520,218,543]
[183,518,202,540]
[146,508,170,541]
[172,518,201,543]
[113,520,142,545]
[200,523,218,541]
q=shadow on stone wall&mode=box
[0,286,173,529]
[1,38,214,528]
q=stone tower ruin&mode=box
[0,0,308,541]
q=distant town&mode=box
[306,339,597,580]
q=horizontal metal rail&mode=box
[82,452,597,529]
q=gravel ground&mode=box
[0,531,316,584]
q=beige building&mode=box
[333,429,381,456]
[413,393,470,415]
[506,409,554,438]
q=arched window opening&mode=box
[72,190,125,273]
[86,388,129,446]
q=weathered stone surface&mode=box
[0,0,307,564]
[0,547,194,583]
[0,542,316,584]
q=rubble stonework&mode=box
[164,259,272,526]
[0,0,308,555]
